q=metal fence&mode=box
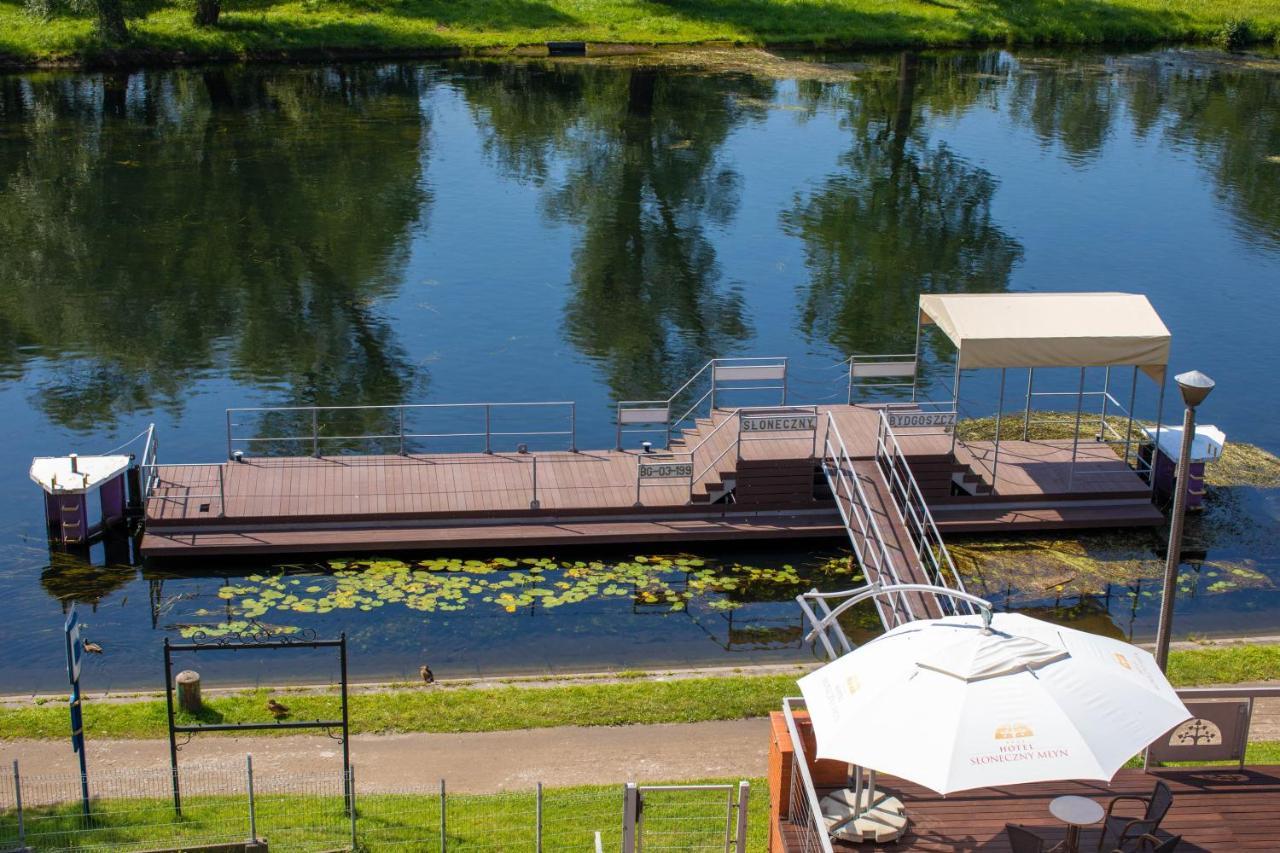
[1,763,748,853]
[624,783,749,853]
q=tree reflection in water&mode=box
[461,62,773,399]
[0,65,430,431]
[783,52,1023,368]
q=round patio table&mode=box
[1049,795,1105,853]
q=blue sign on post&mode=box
[64,609,90,817]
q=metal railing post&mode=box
[398,406,406,456]
[1124,365,1139,467]
[246,754,258,843]
[311,409,320,458]
[530,457,540,510]
[440,778,447,852]
[12,760,24,849]
[536,781,544,853]
[348,765,357,851]
[218,465,226,518]
[484,405,492,454]
[226,409,233,460]
[781,357,789,405]
[734,781,749,853]
[635,457,644,508]
[1099,366,1111,440]
[622,782,638,853]
[991,368,1006,495]
[1067,367,1087,492]
[569,404,577,452]
[616,405,624,452]
[709,361,717,413]
[950,361,962,456]
[1022,368,1034,440]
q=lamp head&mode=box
[1174,370,1215,408]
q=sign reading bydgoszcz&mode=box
[886,411,957,429]
[638,460,693,479]
[740,414,817,433]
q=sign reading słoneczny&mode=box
[885,411,957,429]
[740,414,817,433]
[638,460,693,479]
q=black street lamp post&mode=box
[1153,369,1215,672]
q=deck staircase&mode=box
[670,411,821,509]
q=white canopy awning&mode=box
[919,293,1170,381]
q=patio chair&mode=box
[1096,781,1173,852]
[1005,823,1051,853]
[1114,835,1180,852]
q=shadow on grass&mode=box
[964,0,1194,41]
[648,0,1197,43]
[133,0,582,30]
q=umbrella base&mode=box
[821,789,908,843]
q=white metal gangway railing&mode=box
[873,409,970,601]
[818,413,917,629]
[615,357,789,450]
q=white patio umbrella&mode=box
[798,611,1190,796]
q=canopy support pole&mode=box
[1022,368,1034,440]
[910,313,922,403]
[1098,367,1111,441]
[1149,373,1168,496]
[1123,366,1139,467]
[991,368,1006,494]
[1066,368,1086,491]
[950,358,962,456]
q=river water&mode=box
[1,48,1278,691]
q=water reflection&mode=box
[1003,52,1280,251]
[784,52,1023,359]
[0,66,430,430]
[461,64,769,398]
[1,50,1279,690]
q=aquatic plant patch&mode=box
[177,554,862,639]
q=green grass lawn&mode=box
[2,643,1276,741]
[2,777,771,851]
[1,0,1278,68]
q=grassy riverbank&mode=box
[2,644,1276,741]
[2,0,1279,69]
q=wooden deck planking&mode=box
[850,459,943,621]
[781,768,1280,852]
[143,403,1164,557]
[956,438,1149,498]
[141,513,848,556]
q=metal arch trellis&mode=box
[162,628,351,816]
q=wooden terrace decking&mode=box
[141,404,1163,559]
[778,768,1280,851]
[772,711,1280,852]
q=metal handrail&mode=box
[846,352,920,404]
[688,405,819,500]
[141,462,225,518]
[781,697,836,853]
[822,413,916,628]
[139,423,159,498]
[226,401,577,459]
[616,356,788,449]
[873,410,971,610]
[799,583,993,659]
